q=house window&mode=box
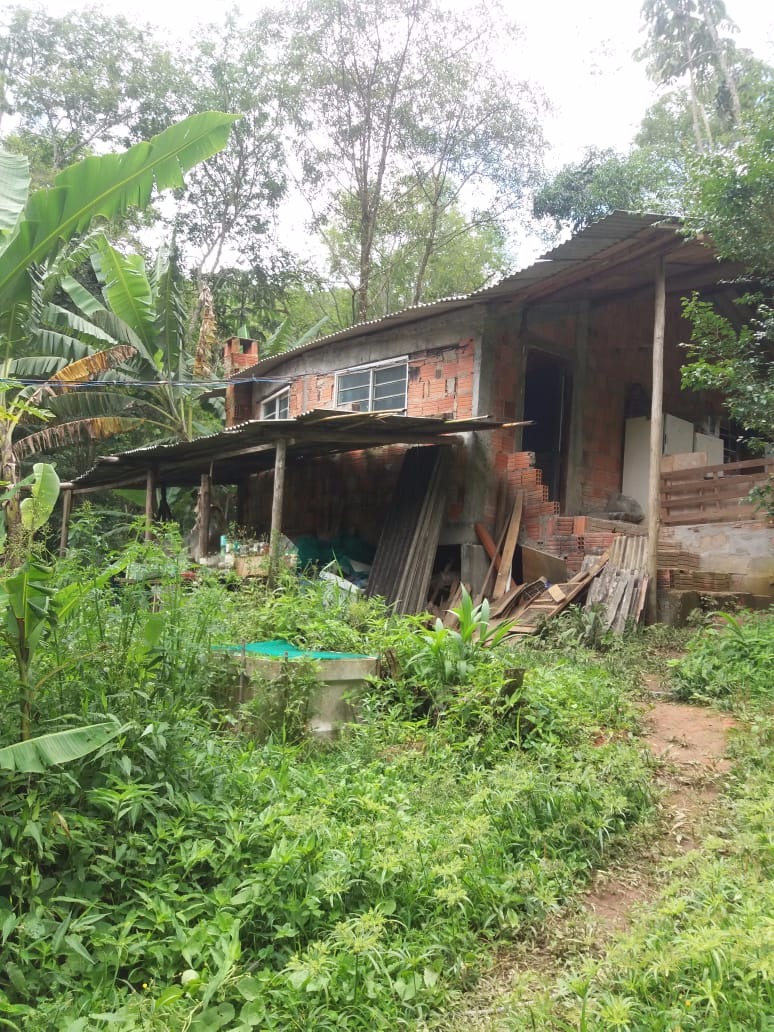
[336,359,407,412]
[262,388,290,420]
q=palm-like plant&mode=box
[45,238,219,444]
[0,112,236,531]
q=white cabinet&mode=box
[621,415,721,512]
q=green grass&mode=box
[491,614,774,1032]
[0,541,660,1030]
[1,536,769,1031]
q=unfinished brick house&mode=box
[67,213,773,612]
[223,212,773,603]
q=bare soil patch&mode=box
[582,698,735,931]
[447,692,737,1029]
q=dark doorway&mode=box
[521,350,572,505]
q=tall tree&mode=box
[0,6,184,180]
[637,0,743,150]
[680,82,774,452]
[173,12,288,280]
[284,0,544,322]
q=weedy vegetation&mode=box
[495,609,774,1032]
[0,524,770,1030]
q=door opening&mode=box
[521,350,572,507]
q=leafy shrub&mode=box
[671,610,774,703]
[0,657,654,1029]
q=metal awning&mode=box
[64,409,522,493]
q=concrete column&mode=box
[565,301,589,514]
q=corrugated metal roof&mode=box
[67,408,522,492]
[232,212,680,380]
[475,212,679,299]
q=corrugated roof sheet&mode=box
[67,409,521,492]
[232,212,680,380]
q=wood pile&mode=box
[585,535,649,633]
[503,553,610,634]
[367,445,451,615]
[465,492,611,634]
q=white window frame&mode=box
[335,356,408,413]
[261,387,290,420]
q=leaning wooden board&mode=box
[506,553,609,634]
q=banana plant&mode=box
[0,722,121,773]
[0,112,237,533]
[42,238,218,443]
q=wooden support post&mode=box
[268,437,287,587]
[646,258,666,624]
[198,473,212,559]
[59,488,73,556]
[144,467,156,542]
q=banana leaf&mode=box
[0,723,120,773]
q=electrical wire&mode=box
[3,376,292,389]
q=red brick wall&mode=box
[247,337,477,421]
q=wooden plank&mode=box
[197,472,211,558]
[493,491,524,599]
[662,504,759,526]
[474,523,501,570]
[661,456,772,484]
[476,518,510,605]
[59,488,73,556]
[547,584,566,602]
[521,545,568,586]
[661,476,769,504]
[144,466,156,542]
[268,438,288,587]
[509,554,608,634]
[660,451,708,474]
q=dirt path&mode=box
[582,697,735,932]
[447,693,737,1029]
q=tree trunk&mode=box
[700,2,743,125]
[0,424,21,552]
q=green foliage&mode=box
[0,544,659,1029]
[670,610,774,702]
[18,461,59,534]
[505,705,774,1031]
[537,603,617,651]
[406,587,516,691]
[0,112,237,339]
[678,83,774,474]
[0,722,120,772]
[533,146,680,233]
[681,293,774,449]
[684,80,774,274]
[0,6,186,176]
[287,0,544,321]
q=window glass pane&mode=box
[373,364,407,410]
[262,390,289,420]
[337,370,370,408]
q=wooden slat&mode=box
[661,456,773,484]
[493,491,524,599]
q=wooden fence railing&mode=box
[660,457,773,526]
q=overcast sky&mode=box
[46,0,774,166]
[41,0,774,267]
